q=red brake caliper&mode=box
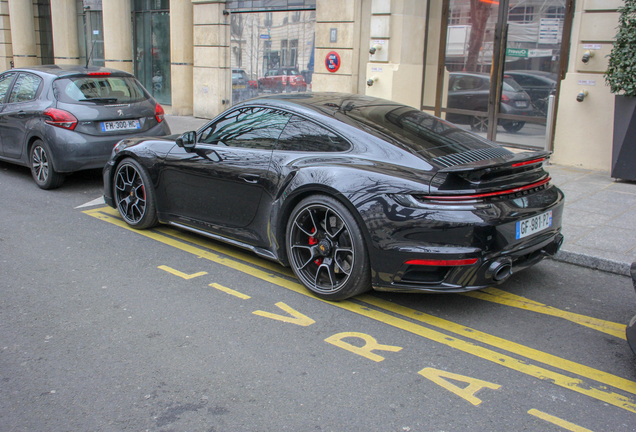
[308,228,322,265]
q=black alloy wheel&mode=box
[114,158,158,229]
[30,140,64,190]
[287,195,371,300]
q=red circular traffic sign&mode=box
[325,51,341,73]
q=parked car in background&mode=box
[232,69,253,103]
[447,72,533,133]
[504,70,558,117]
[0,65,170,189]
[258,67,307,93]
[627,261,636,355]
[103,92,564,301]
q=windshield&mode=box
[283,69,300,75]
[53,76,148,104]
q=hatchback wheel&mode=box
[470,114,488,132]
[30,140,64,190]
[114,158,158,229]
[287,195,371,300]
[503,121,525,133]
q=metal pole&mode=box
[544,95,556,151]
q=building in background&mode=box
[0,0,622,172]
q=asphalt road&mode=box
[1,160,636,432]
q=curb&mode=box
[552,249,631,277]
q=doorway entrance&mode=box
[431,0,573,149]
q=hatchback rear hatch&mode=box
[52,72,163,136]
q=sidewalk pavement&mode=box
[165,115,636,277]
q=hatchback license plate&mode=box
[101,119,140,132]
[515,101,528,108]
[516,210,552,239]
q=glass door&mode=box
[437,0,570,149]
[133,1,171,105]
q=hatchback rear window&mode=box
[53,76,148,104]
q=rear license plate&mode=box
[516,210,552,239]
[233,84,246,89]
[101,119,140,132]
[515,101,528,108]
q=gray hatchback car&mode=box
[0,65,171,189]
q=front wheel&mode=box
[113,158,158,229]
[286,195,371,300]
[30,140,64,190]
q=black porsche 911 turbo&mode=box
[103,93,564,300]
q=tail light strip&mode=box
[423,177,551,201]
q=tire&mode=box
[503,121,525,133]
[113,158,158,229]
[30,140,64,190]
[286,195,371,300]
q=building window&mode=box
[508,6,534,23]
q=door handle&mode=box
[239,174,260,184]
[17,110,26,118]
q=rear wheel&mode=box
[30,140,64,190]
[113,158,158,229]
[503,121,525,133]
[286,195,371,300]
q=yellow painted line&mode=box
[527,409,594,432]
[210,283,251,299]
[158,265,208,280]
[358,294,636,397]
[463,287,626,339]
[84,207,636,413]
[253,302,315,326]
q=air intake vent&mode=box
[432,147,513,168]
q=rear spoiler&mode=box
[438,151,551,173]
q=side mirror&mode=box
[176,131,196,151]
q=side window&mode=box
[0,72,16,102]
[8,73,42,103]
[198,107,291,150]
[276,115,350,152]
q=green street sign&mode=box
[506,48,528,58]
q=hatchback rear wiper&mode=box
[79,97,119,103]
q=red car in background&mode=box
[258,67,307,93]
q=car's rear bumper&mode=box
[46,120,171,173]
[365,185,565,293]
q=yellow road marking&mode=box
[158,265,208,280]
[253,302,315,326]
[324,332,402,362]
[84,207,636,413]
[357,294,636,397]
[210,283,251,299]
[418,368,501,406]
[464,287,626,339]
[527,409,594,432]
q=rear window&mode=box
[345,104,498,159]
[503,76,524,92]
[53,76,148,104]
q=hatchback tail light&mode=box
[43,108,78,131]
[155,103,165,123]
[501,94,510,103]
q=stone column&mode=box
[192,0,229,119]
[364,0,426,109]
[102,0,133,73]
[170,0,194,115]
[0,1,13,71]
[313,0,363,93]
[51,0,80,65]
[8,0,38,68]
